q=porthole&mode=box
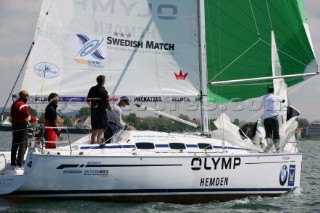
[169,143,186,149]
[198,143,212,149]
[135,142,155,149]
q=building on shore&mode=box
[306,123,320,138]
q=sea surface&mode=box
[0,131,319,213]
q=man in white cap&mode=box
[104,96,135,142]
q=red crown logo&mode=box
[108,97,119,102]
[174,70,188,80]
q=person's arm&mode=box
[19,104,37,123]
[87,88,93,108]
[103,90,112,111]
[112,109,125,128]
[112,107,135,130]
[274,96,285,103]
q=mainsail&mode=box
[205,0,318,103]
[22,0,200,102]
[21,0,317,108]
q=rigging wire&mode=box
[249,0,260,36]
[260,39,317,72]
[208,39,260,82]
[35,0,54,118]
[45,0,54,15]
[209,0,262,83]
[266,0,274,30]
[217,0,224,146]
[205,0,317,148]
[0,42,35,119]
[208,0,317,85]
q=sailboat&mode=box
[0,0,318,203]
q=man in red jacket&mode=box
[10,90,37,169]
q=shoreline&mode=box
[0,126,90,134]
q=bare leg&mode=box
[96,129,103,144]
[91,130,97,144]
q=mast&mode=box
[198,0,209,134]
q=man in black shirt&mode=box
[87,75,112,144]
[45,92,63,148]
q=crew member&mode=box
[104,96,135,142]
[10,90,37,169]
[45,92,63,148]
[87,75,112,144]
[263,87,285,152]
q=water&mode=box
[0,131,319,213]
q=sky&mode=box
[0,0,319,122]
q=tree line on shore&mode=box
[58,107,316,132]
[1,107,317,134]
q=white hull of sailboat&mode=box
[1,0,316,204]
[1,147,301,203]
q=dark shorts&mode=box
[91,113,106,130]
[264,116,280,140]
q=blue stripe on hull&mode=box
[7,188,296,203]
[11,188,293,196]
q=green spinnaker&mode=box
[205,0,316,103]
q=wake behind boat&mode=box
[0,0,318,203]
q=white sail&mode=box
[22,0,200,102]
[271,31,288,124]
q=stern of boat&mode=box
[0,150,35,195]
[0,151,11,175]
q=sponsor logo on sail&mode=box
[76,34,105,60]
[75,1,178,20]
[279,165,288,186]
[34,62,60,78]
[106,33,175,51]
[174,70,188,80]
[134,97,162,102]
[170,97,191,102]
[75,34,106,69]
[106,31,175,56]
